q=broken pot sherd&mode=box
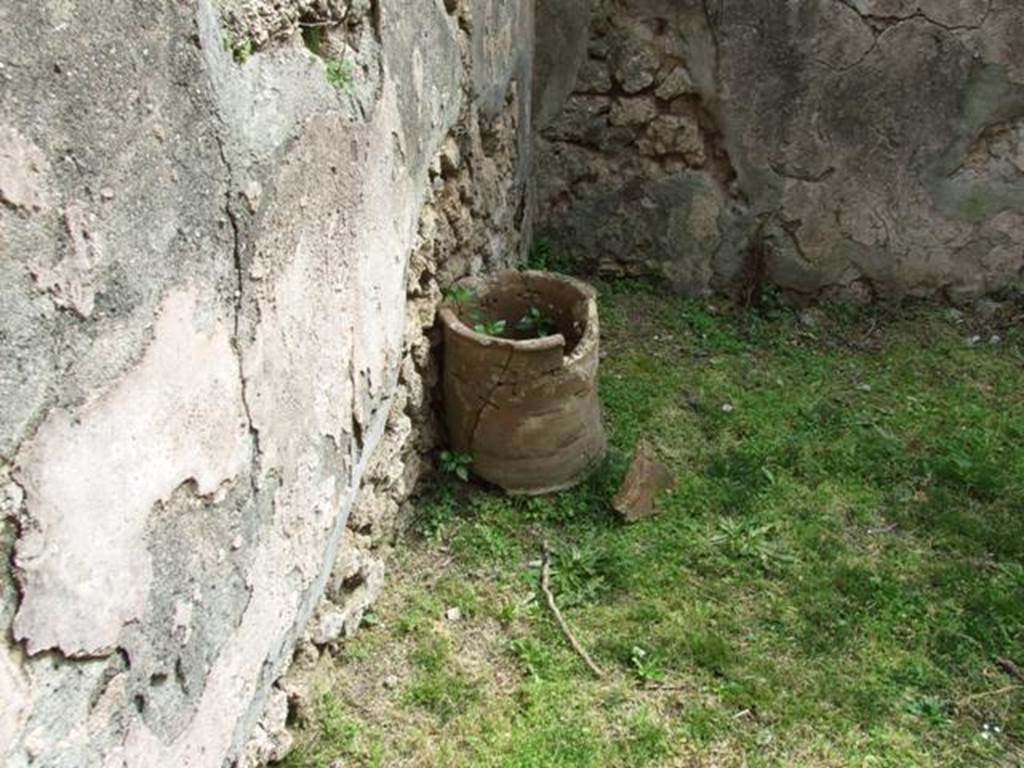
[440,270,607,495]
[613,442,674,523]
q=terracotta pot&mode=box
[439,270,606,494]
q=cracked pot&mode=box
[439,270,607,495]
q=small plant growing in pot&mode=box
[472,317,507,337]
[516,306,556,338]
[439,271,606,495]
[443,286,560,342]
[444,286,509,339]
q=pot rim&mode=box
[439,270,600,365]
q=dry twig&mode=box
[957,685,1022,706]
[539,541,604,678]
[641,683,690,693]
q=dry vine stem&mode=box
[957,684,1021,706]
[540,541,605,678]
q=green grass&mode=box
[283,286,1024,767]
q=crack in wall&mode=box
[834,0,992,33]
[1,488,27,645]
[701,0,722,50]
[822,0,990,76]
[211,125,263,500]
[771,164,836,183]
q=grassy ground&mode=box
[282,284,1024,767]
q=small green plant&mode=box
[709,518,796,573]
[552,542,622,608]
[325,57,355,92]
[222,31,254,64]
[527,238,551,270]
[905,696,949,727]
[516,306,556,338]
[440,450,473,482]
[411,487,456,540]
[629,646,665,684]
[509,638,555,681]
[443,285,475,305]
[496,596,523,625]
[473,317,507,337]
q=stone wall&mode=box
[534,0,1024,299]
[0,1,532,765]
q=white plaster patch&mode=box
[12,289,251,657]
[117,74,417,768]
[0,126,53,214]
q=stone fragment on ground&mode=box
[613,442,674,523]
